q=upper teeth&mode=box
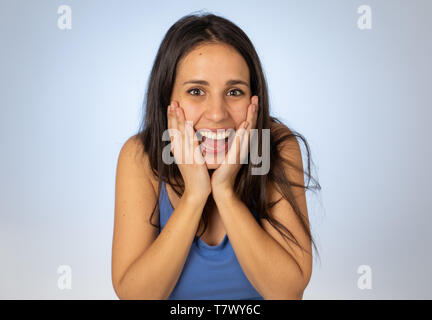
[199,131,231,140]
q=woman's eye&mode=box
[187,88,244,96]
[227,89,243,96]
[188,88,204,96]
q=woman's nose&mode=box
[204,97,229,122]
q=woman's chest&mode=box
[164,181,226,246]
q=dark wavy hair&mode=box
[136,11,322,271]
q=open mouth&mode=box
[196,129,234,155]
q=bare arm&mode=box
[111,137,208,299]
[211,134,312,299]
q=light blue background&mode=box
[1,0,431,299]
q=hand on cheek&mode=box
[211,95,259,195]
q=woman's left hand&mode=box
[211,95,259,195]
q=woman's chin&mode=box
[205,162,221,170]
[203,151,226,169]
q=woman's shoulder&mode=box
[118,134,159,194]
[119,134,148,165]
[267,121,303,177]
[266,122,305,200]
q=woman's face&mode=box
[170,43,252,169]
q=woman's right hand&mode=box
[167,101,212,201]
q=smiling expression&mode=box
[170,42,252,169]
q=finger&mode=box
[168,103,183,161]
[172,101,188,163]
[242,96,258,161]
[239,121,250,163]
[226,121,247,165]
[183,116,205,164]
[252,96,259,127]
[172,101,185,132]
[167,104,176,152]
[191,129,206,165]
[237,122,249,164]
[236,126,243,164]
[184,120,196,164]
[168,103,179,132]
[167,104,173,130]
[246,95,259,130]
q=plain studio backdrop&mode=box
[0,0,431,299]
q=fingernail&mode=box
[243,121,249,129]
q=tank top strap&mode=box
[159,180,174,228]
[158,179,263,299]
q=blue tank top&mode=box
[159,180,264,300]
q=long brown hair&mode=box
[136,12,322,270]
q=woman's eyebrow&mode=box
[182,79,249,87]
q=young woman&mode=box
[111,12,320,300]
